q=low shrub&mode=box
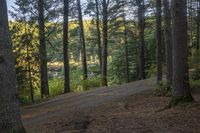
[153,81,172,97]
[190,79,200,92]
[189,51,200,68]
[146,64,157,78]
[169,96,194,107]
[49,78,64,96]
[191,67,200,81]
[72,77,102,92]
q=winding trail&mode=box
[21,78,155,130]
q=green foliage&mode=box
[153,81,172,97]
[19,95,32,105]
[190,79,200,91]
[69,65,101,92]
[71,75,101,92]
[82,77,101,91]
[191,67,200,80]
[108,47,127,85]
[49,78,64,96]
[189,52,200,93]
[144,16,157,77]
[10,0,159,104]
[107,18,140,84]
[71,78,101,92]
[189,51,200,68]
[146,64,157,78]
[10,21,40,104]
[169,96,194,107]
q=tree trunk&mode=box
[123,5,130,82]
[24,21,34,103]
[163,0,173,84]
[188,0,193,47]
[0,0,26,132]
[38,0,49,97]
[137,0,145,80]
[26,41,34,103]
[197,0,200,50]
[156,0,163,82]
[95,0,102,72]
[171,0,193,100]
[102,0,108,86]
[63,0,70,93]
[77,0,88,80]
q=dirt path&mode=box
[21,78,155,132]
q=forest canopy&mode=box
[6,0,200,104]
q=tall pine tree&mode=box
[0,0,26,132]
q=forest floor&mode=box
[22,79,200,133]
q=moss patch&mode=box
[169,96,194,107]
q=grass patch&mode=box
[49,78,64,96]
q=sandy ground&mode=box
[21,79,200,133]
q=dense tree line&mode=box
[1,0,200,131]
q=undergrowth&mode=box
[153,81,172,97]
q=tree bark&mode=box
[123,5,130,82]
[163,0,173,84]
[24,21,34,103]
[26,40,34,103]
[188,0,193,47]
[38,0,49,97]
[156,0,163,82]
[63,0,70,93]
[95,0,102,72]
[102,0,108,86]
[197,0,200,50]
[171,0,193,99]
[77,0,88,80]
[137,0,145,80]
[0,0,26,132]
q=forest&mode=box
[0,0,200,132]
